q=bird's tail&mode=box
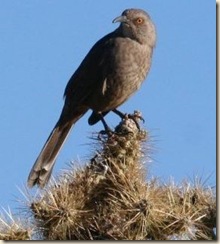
[27,120,73,188]
[28,104,88,188]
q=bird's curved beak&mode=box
[112,15,128,24]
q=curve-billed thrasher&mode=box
[27,8,156,188]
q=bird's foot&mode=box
[113,109,144,131]
[98,110,144,139]
[127,110,145,130]
[98,127,114,139]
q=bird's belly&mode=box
[88,74,144,112]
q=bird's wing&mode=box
[63,32,116,106]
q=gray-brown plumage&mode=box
[27,8,156,188]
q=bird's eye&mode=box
[135,17,144,25]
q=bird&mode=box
[27,8,156,188]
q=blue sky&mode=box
[0,1,216,210]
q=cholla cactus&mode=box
[0,208,31,240]
[0,112,216,240]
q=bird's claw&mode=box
[126,111,144,131]
[98,128,114,140]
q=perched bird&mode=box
[27,8,156,188]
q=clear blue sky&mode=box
[0,0,216,210]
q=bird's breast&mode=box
[109,40,152,92]
[88,39,153,112]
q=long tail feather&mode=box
[27,121,73,188]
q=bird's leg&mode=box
[112,109,144,130]
[100,116,112,133]
[112,109,126,119]
[97,112,113,137]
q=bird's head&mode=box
[113,8,156,47]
